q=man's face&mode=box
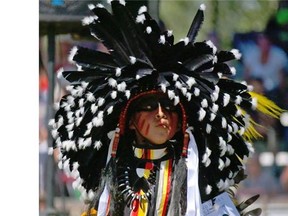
[129,94,180,145]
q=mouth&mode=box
[157,122,169,129]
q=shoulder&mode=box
[271,46,288,62]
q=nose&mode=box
[155,103,167,119]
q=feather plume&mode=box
[184,54,214,72]
[73,47,119,69]
[88,15,131,64]
[187,4,205,43]
[249,92,284,119]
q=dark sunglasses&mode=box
[133,95,178,112]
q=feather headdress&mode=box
[50,0,283,205]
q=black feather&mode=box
[61,69,113,84]
[237,194,260,211]
[187,5,205,43]
[87,6,133,66]
[199,72,219,84]
[111,1,150,62]
[184,54,214,72]
[213,63,234,75]
[243,208,262,216]
[217,50,240,63]
[73,47,120,68]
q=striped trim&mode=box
[133,147,167,160]
[130,190,149,216]
[155,159,173,216]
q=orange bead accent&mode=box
[182,132,189,157]
[111,131,120,158]
[178,102,187,134]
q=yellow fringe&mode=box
[232,112,262,141]
[237,91,285,141]
[81,208,97,216]
[243,119,263,141]
[249,92,284,119]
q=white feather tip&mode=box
[88,4,95,10]
[68,46,78,63]
[138,6,147,14]
[200,4,206,11]
[56,68,64,79]
[231,49,242,60]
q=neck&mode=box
[132,137,170,149]
[133,146,168,160]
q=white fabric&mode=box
[97,185,109,216]
[202,192,240,216]
[154,160,168,215]
[185,129,203,216]
[97,130,116,216]
[133,146,167,159]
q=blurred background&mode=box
[39,0,288,215]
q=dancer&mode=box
[50,1,283,215]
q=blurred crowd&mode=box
[39,35,109,213]
[231,2,288,201]
[39,1,288,213]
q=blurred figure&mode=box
[39,51,48,128]
[39,51,49,212]
[265,0,288,55]
[243,33,288,105]
[246,78,278,152]
[280,166,288,192]
[54,39,76,102]
[39,126,48,212]
[237,153,281,198]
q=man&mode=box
[50,1,283,215]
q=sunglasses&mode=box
[133,95,178,112]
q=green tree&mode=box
[159,0,279,48]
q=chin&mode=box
[152,141,166,145]
[150,137,169,145]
